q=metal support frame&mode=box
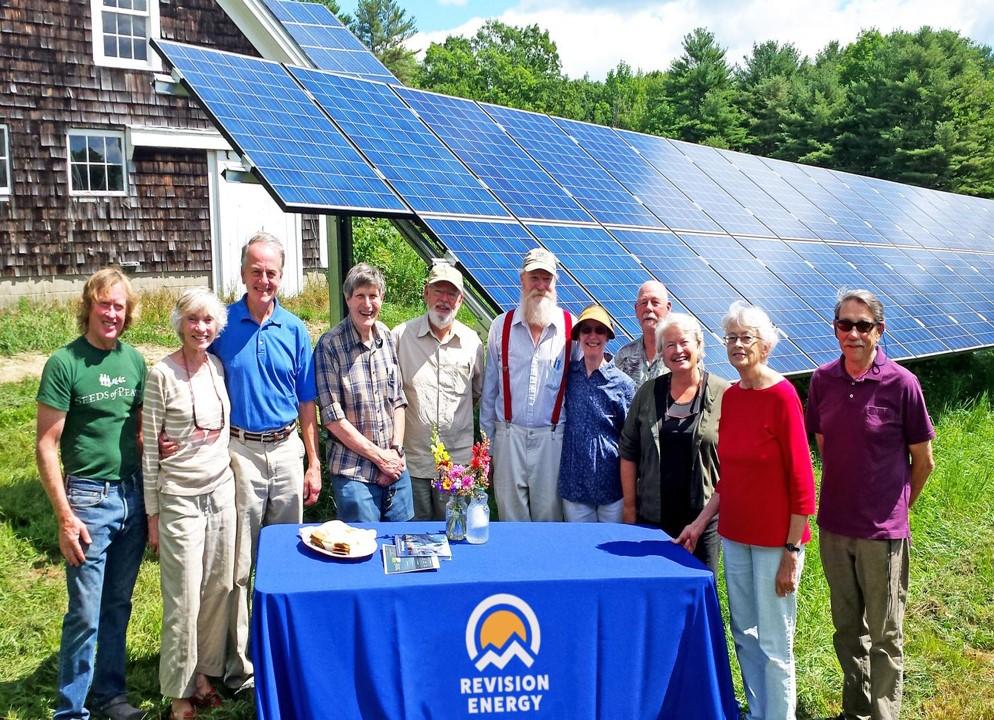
[325,215,352,324]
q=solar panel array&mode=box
[153,38,994,376]
[260,0,397,83]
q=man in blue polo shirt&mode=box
[202,232,321,693]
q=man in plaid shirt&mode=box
[315,263,413,522]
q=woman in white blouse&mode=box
[142,288,233,720]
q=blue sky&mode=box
[339,1,994,81]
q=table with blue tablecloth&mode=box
[252,521,738,720]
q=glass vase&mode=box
[466,490,490,544]
[445,495,467,542]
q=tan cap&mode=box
[425,262,464,292]
[572,304,615,340]
[521,247,558,276]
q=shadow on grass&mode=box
[0,473,65,565]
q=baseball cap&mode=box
[521,248,558,276]
[425,262,464,292]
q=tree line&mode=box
[319,0,994,198]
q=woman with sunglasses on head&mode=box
[142,288,234,720]
[676,301,815,720]
[619,313,728,573]
[557,305,636,522]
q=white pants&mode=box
[225,432,305,688]
[562,498,624,523]
[492,423,564,521]
[723,539,804,720]
[158,477,235,698]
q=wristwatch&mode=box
[784,542,802,554]
[390,444,405,457]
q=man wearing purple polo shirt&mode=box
[806,289,935,720]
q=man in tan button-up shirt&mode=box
[392,262,484,520]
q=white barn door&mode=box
[209,151,303,298]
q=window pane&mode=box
[118,0,133,9]
[134,0,147,11]
[106,165,124,191]
[134,40,147,61]
[132,16,145,39]
[118,37,132,59]
[105,137,123,165]
[69,135,87,161]
[103,0,119,7]
[119,14,132,37]
[0,163,8,190]
[87,136,105,162]
[103,13,115,33]
[104,35,117,58]
[71,164,87,191]
[89,165,108,192]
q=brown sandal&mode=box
[191,687,223,710]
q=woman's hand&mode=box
[674,521,702,553]
[147,514,160,555]
[775,549,799,597]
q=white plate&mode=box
[298,526,379,560]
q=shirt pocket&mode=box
[443,358,472,396]
[865,405,897,433]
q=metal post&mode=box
[326,215,354,324]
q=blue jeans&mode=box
[723,539,804,720]
[331,470,414,522]
[55,474,147,720]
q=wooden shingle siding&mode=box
[0,0,258,279]
[301,214,320,269]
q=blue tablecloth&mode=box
[252,521,737,720]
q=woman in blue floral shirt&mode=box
[558,305,636,522]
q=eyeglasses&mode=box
[579,324,609,336]
[835,319,877,333]
[184,357,226,432]
[723,334,758,346]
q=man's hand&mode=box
[158,430,179,459]
[303,465,322,506]
[147,515,160,554]
[59,513,91,566]
[674,522,702,553]
[374,448,404,480]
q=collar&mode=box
[827,346,888,381]
[511,306,561,333]
[415,313,459,344]
[235,294,283,327]
[343,315,384,350]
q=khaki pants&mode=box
[158,477,235,698]
[820,529,909,720]
[411,475,446,521]
[225,432,305,689]
[492,423,564,521]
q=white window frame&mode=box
[0,125,10,199]
[68,129,129,197]
[90,0,161,71]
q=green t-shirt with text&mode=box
[36,336,146,481]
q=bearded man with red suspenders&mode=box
[481,248,579,521]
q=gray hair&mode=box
[722,300,779,354]
[343,262,386,299]
[656,312,705,359]
[170,287,228,340]
[241,231,286,270]
[834,288,885,324]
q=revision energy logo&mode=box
[460,594,550,714]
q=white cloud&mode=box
[409,0,994,80]
[438,0,469,6]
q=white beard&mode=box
[428,307,456,329]
[520,288,558,327]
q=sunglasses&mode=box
[835,319,877,333]
[578,324,609,336]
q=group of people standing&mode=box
[36,236,935,720]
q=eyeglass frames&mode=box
[834,318,878,334]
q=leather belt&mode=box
[230,422,296,443]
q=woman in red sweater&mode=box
[677,301,815,720]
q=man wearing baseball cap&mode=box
[392,262,484,520]
[481,248,579,521]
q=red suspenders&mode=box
[500,309,573,426]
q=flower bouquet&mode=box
[431,429,491,542]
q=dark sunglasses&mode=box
[578,323,609,336]
[835,319,877,333]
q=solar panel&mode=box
[552,119,724,233]
[288,67,508,218]
[785,241,947,357]
[904,248,994,326]
[420,217,594,318]
[152,40,408,215]
[618,131,774,237]
[481,105,664,229]
[260,0,397,83]
[671,140,815,240]
[395,88,593,223]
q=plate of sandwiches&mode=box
[299,521,379,560]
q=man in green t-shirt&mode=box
[36,268,148,720]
